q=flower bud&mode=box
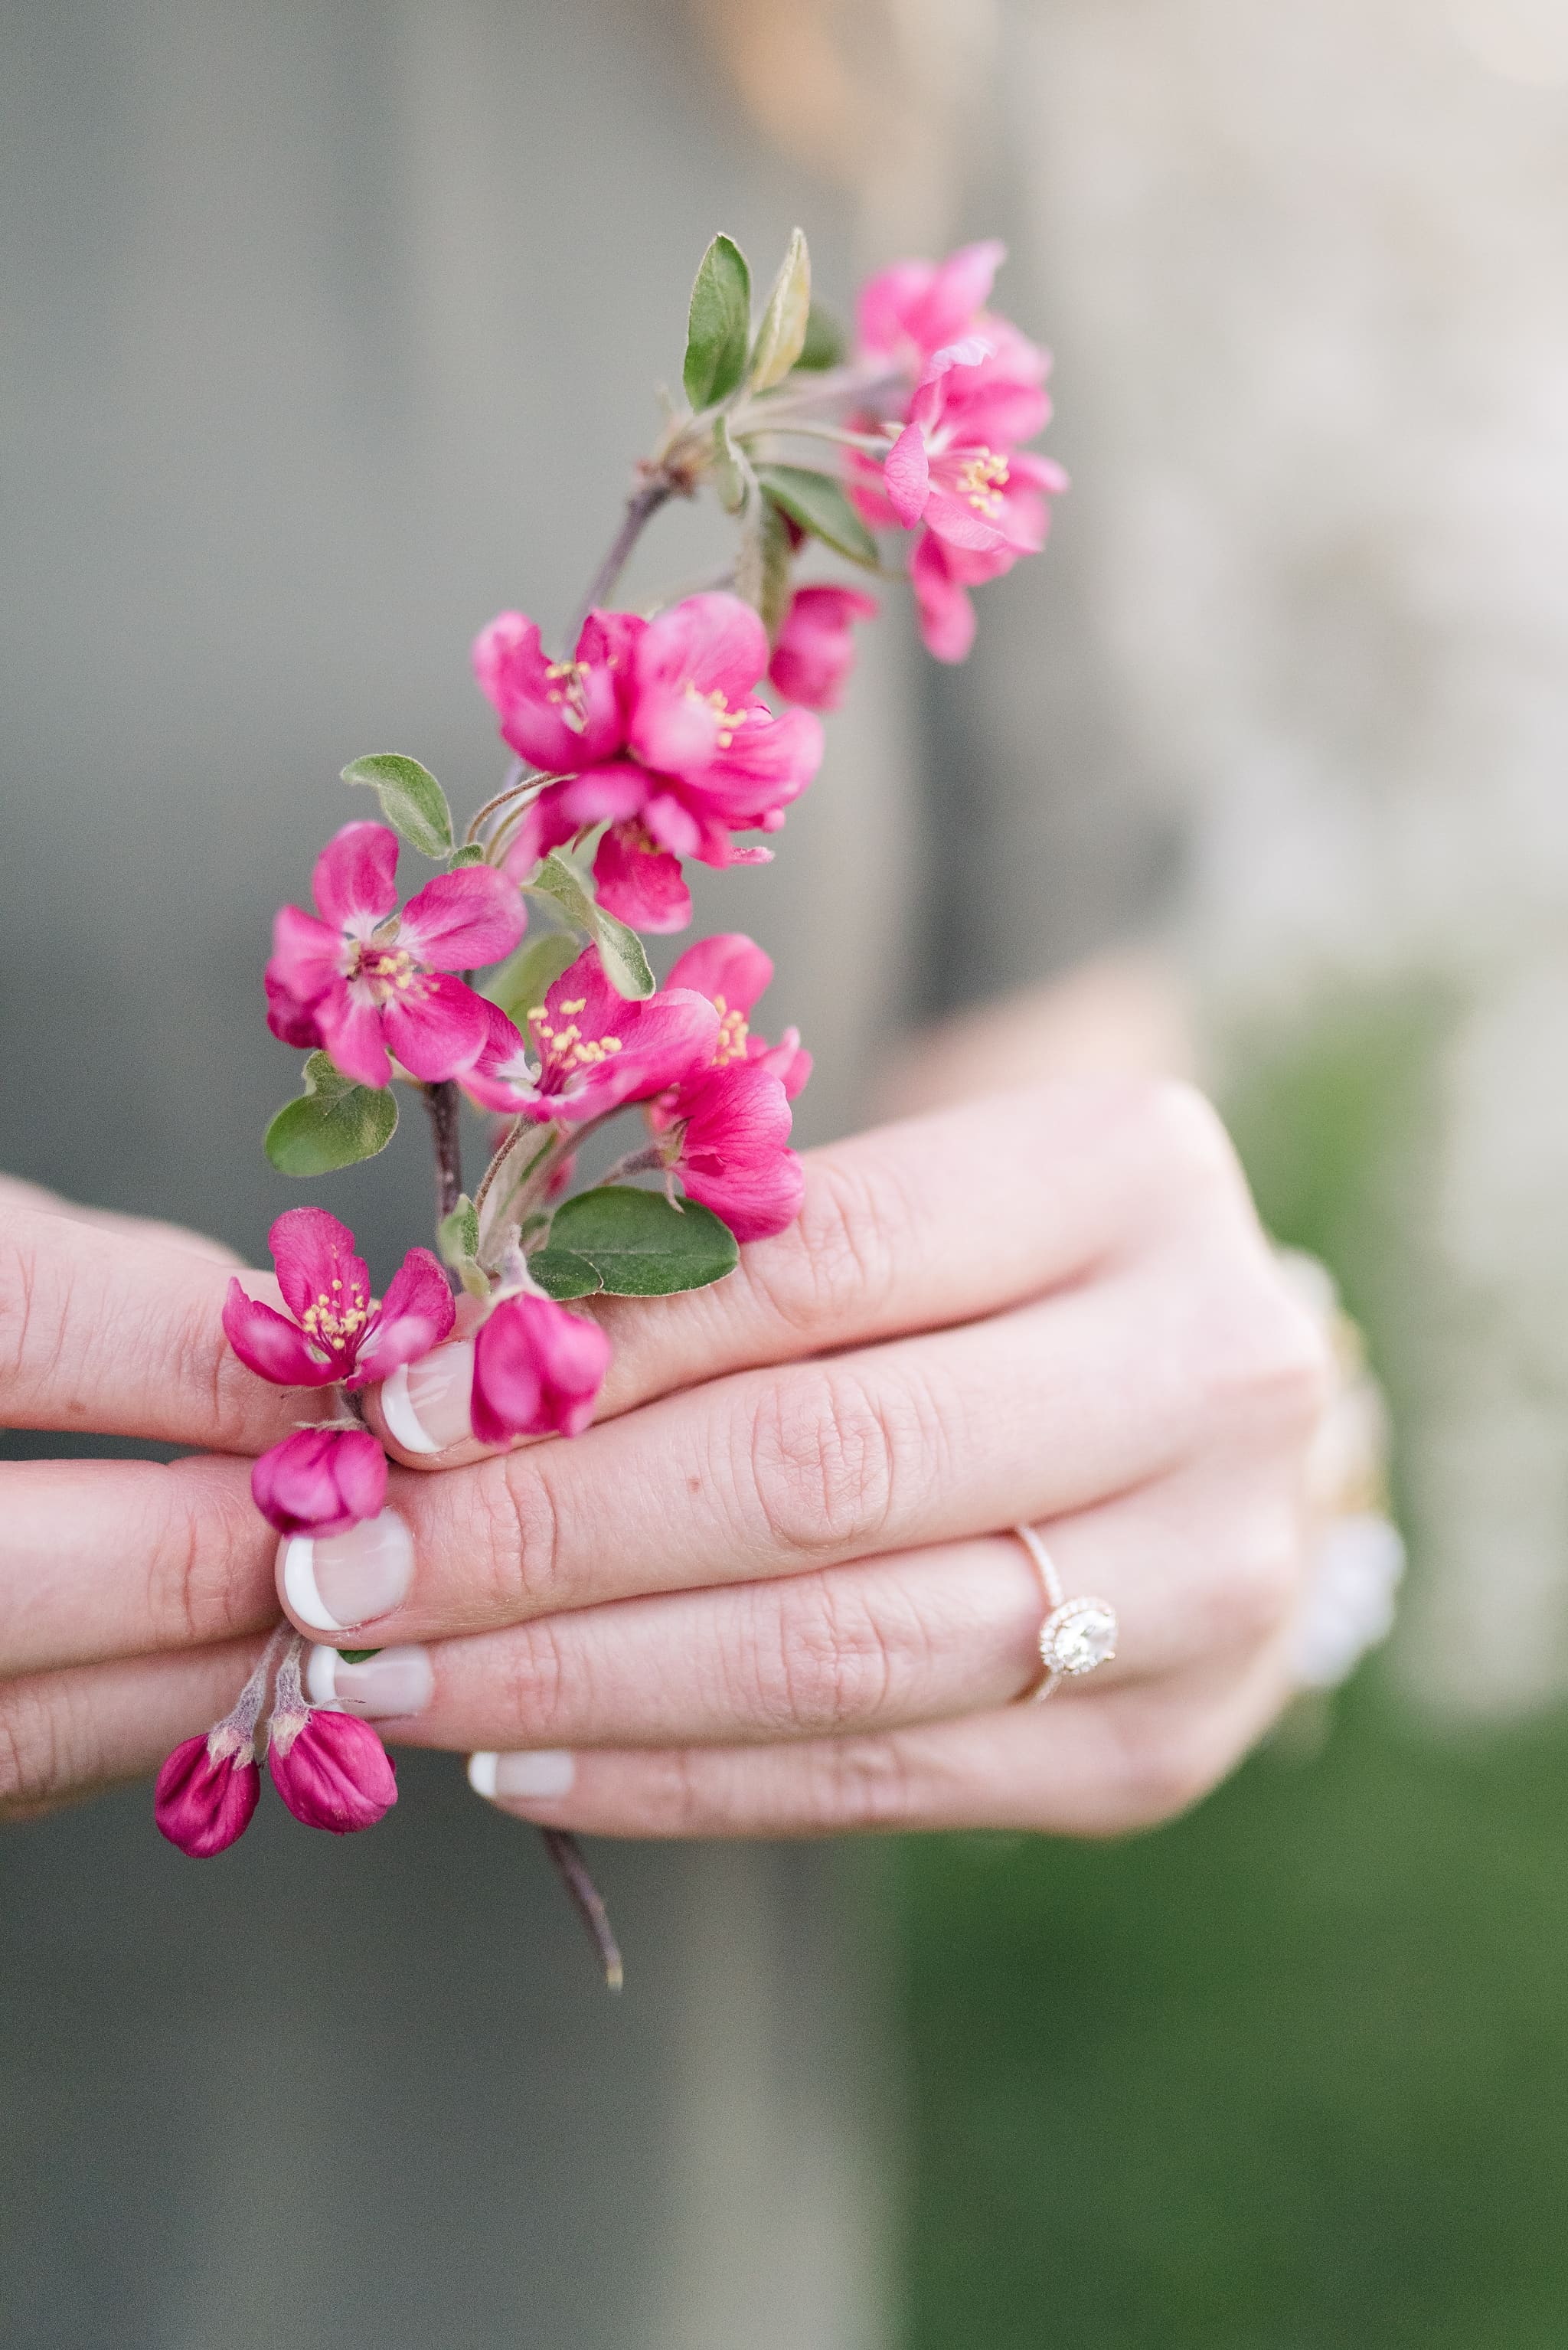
[268,1704,397,1834]
[154,1725,261,1858]
[471,1292,611,1446]
[251,1425,388,1538]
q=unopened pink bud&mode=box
[470,1291,611,1446]
[154,1725,260,1858]
[251,1425,387,1538]
[268,1705,397,1834]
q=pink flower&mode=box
[463,944,719,1124]
[857,239,1010,368]
[470,1292,611,1446]
[661,932,812,1106]
[154,1725,261,1858]
[268,1704,398,1834]
[768,587,880,712]
[266,821,525,1088]
[491,595,823,930]
[223,1207,454,1391]
[472,607,642,773]
[878,342,1063,561]
[658,1061,804,1243]
[250,1426,388,1538]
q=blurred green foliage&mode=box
[902,992,1568,2345]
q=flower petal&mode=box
[667,931,774,1017]
[221,1280,338,1387]
[269,904,345,1005]
[593,824,692,933]
[883,421,931,528]
[312,822,400,933]
[380,972,493,1082]
[251,1427,388,1537]
[635,591,768,704]
[267,1206,370,1326]
[353,1247,456,1387]
[398,864,526,969]
[314,985,393,1088]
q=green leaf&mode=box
[337,1649,381,1665]
[341,753,455,858]
[756,464,879,567]
[482,930,580,1025]
[683,234,752,409]
[793,301,845,371]
[264,1052,398,1177]
[449,842,487,868]
[437,1194,479,1267]
[736,492,793,641]
[712,413,749,515]
[748,227,811,391]
[529,852,655,1001]
[530,1186,740,1299]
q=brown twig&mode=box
[422,1080,463,1234]
[541,1828,624,1992]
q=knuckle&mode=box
[737,1577,897,1737]
[1225,1514,1308,1647]
[1103,1714,1220,1831]
[143,1472,260,1649]
[743,1365,912,1561]
[743,1152,905,1339]
[808,1734,918,1830]
[0,1219,64,1410]
[1135,1080,1244,1191]
[498,1612,572,1737]
[1200,1271,1334,1443]
[475,1453,567,1620]
[0,1683,65,1815]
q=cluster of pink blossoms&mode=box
[162,230,1057,1899]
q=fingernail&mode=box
[468,1749,576,1802]
[280,1508,415,1633]
[381,1341,475,1456]
[306,1643,433,1718]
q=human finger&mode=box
[0,1173,244,1265]
[0,1635,268,1824]
[283,1239,1319,1647]
[464,1645,1295,1841]
[0,1455,279,1677]
[0,1202,306,1451]
[366,1079,1254,1466]
[314,1472,1303,1749]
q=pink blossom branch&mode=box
[422,1080,464,1231]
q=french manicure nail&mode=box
[381,1341,475,1456]
[280,1508,415,1633]
[306,1643,433,1718]
[468,1749,577,1802]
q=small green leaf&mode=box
[483,929,580,1025]
[449,842,487,868]
[530,1186,740,1299]
[756,465,879,567]
[437,1194,479,1267]
[712,413,749,515]
[341,753,455,858]
[793,301,845,371]
[736,493,793,641]
[748,227,811,391]
[683,234,752,409]
[264,1052,398,1177]
[530,853,655,1001]
[337,1648,381,1665]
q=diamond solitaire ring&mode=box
[1012,1524,1119,1703]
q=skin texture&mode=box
[0,1071,1331,1840]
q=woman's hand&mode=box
[0,1179,301,1819]
[297,1077,1332,1838]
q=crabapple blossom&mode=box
[223,1208,453,1391]
[250,1425,389,1538]
[657,1060,803,1242]
[768,586,880,712]
[463,945,718,1123]
[154,1725,261,1858]
[472,607,642,773]
[660,933,812,1104]
[855,237,1010,368]
[470,1292,612,1446]
[266,821,524,1087]
[479,594,823,933]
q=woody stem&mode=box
[423,1081,464,1238]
